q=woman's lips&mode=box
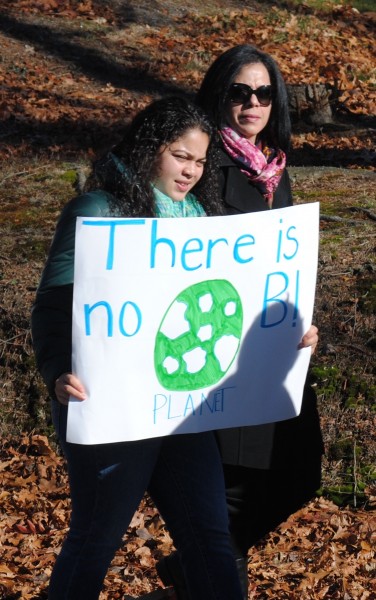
[240,113,260,122]
[176,181,191,191]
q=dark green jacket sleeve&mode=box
[31,191,113,397]
[31,284,74,398]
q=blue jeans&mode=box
[49,401,243,600]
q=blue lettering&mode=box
[199,390,225,413]
[261,272,289,327]
[84,301,113,336]
[119,301,142,336]
[150,220,176,268]
[276,220,299,263]
[206,238,229,268]
[233,234,255,263]
[276,219,283,263]
[183,394,195,416]
[199,393,215,414]
[285,226,299,260]
[153,387,235,423]
[149,222,260,270]
[168,395,182,419]
[181,238,203,271]
[292,270,300,327]
[153,394,168,424]
[82,219,145,270]
[213,389,225,412]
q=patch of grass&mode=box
[264,7,288,26]
[311,365,375,409]
[0,160,88,228]
[271,31,290,44]
[286,0,375,13]
[360,464,376,482]
[323,484,366,508]
[0,208,55,228]
[311,365,342,396]
[321,433,375,507]
[359,282,376,315]
[328,436,357,461]
[17,238,52,261]
[355,68,376,84]
[319,234,345,244]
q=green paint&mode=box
[154,279,243,391]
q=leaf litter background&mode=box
[0,1,375,598]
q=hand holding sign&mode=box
[69,203,319,444]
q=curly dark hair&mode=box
[196,45,291,153]
[86,96,224,217]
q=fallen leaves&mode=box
[0,0,374,162]
[0,435,375,599]
[0,434,172,599]
[0,1,375,598]
[246,498,376,599]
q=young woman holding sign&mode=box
[156,45,324,599]
[31,96,244,600]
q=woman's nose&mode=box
[245,93,259,107]
[182,162,195,177]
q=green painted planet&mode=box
[154,279,243,391]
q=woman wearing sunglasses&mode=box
[197,44,292,214]
[156,45,324,600]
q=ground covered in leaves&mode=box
[0,0,375,164]
[0,434,375,599]
[0,0,375,598]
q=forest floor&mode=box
[0,0,375,598]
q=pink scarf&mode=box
[220,127,286,207]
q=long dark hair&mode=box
[196,45,291,153]
[86,96,223,217]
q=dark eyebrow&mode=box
[170,149,207,161]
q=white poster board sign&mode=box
[68,203,319,444]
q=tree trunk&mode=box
[287,83,334,125]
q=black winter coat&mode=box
[215,149,324,470]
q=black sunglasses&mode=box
[227,83,272,107]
